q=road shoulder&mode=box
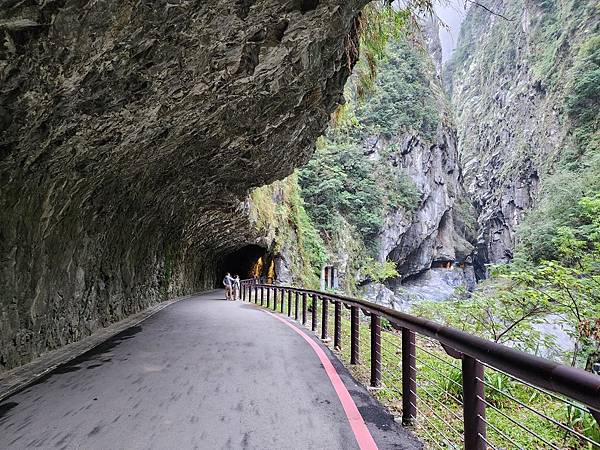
[0,291,204,402]
[255,306,423,450]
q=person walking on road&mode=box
[223,273,234,300]
[233,275,241,300]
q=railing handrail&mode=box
[241,281,600,413]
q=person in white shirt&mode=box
[233,275,241,300]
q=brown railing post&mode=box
[463,355,487,450]
[302,293,307,326]
[273,287,277,310]
[402,328,417,425]
[280,288,284,313]
[294,292,299,320]
[287,290,292,317]
[370,314,382,388]
[266,287,271,309]
[311,294,318,332]
[254,285,258,303]
[350,306,359,365]
[334,301,342,350]
[241,284,245,301]
[321,297,329,340]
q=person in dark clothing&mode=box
[223,273,234,300]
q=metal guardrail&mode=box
[240,280,600,450]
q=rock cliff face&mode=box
[364,119,477,305]
[375,129,473,280]
[0,0,368,370]
[327,25,477,305]
[370,23,475,296]
[363,1,599,307]
[445,0,598,275]
[362,121,477,308]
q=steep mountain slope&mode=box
[446,0,600,275]
[298,27,477,305]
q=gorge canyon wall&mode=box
[446,0,599,275]
[344,1,599,307]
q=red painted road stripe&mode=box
[265,310,379,450]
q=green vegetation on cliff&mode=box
[352,0,435,96]
[250,173,326,288]
[299,38,431,262]
[530,0,597,86]
[565,34,600,159]
[518,31,600,262]
[355,40,440,141]
[299,133,419,251]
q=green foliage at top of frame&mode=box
[352,0,435,99]
[354,39,440,142]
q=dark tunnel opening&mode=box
[216,244,276,286]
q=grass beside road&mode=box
[248,289,599,448]
[301,295,599,449]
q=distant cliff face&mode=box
[376,128,474,276]
[375,23,474,282]
[362,27,476,306]
[445,0,599,275]
[297,27,477,305]
[0,0,367,369]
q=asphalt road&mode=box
[0,291,421,450]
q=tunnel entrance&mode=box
[217,245,276,285]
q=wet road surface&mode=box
[0,291,420,449]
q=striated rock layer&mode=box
[0,0,368,369]
[356,21,476,307]
[365,124,477,305]
[445,0,598,275]
[377,129,474,280]
[373,20,475,288]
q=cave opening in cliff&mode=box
[217,245,276,285]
